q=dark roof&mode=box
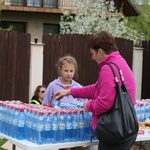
[114,0,140,16]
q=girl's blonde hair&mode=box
[56,55,79,80]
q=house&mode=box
[0,0,140,42]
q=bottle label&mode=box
[10,118,13,124]
[78,122,84,129]
[1,115,5,121]
[84,122,88,128]
[52,123,58,130]
[58,123,65,130]
[13,119,18,126]
[0,114,2,120]
[37,124,44,131]
[66,122,72,129]
[18,120,25,127]
[45,124,51,131]
[72,122,78,129]
[33,122,36,129]
[28,121,32,128]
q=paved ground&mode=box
[131,141,150,150]
[1,141,24,150]
[1,141,58,150]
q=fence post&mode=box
[29,41,44,103]
[132,47,144,99]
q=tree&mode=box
[60,0,144,46]
[127,0,150,42]
[0,1,13,31]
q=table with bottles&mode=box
[1,100,150,150]
[0,100,96,150]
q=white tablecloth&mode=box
[0,133,150,150]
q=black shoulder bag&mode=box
[96,62,138,143]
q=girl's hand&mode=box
[54,89,71,99]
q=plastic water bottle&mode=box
[2,103,7,134]
[35,111,45,144]
[77,109,84,141]
[65,109,72,142]
[11,106,19,138]
[16,107,25,140]
[83,111,92,140]
[71,109,78,142]
[24,107,28,140]
[134,103,141,122]
[87,112,93,139]
[0,101,3,133]
[145,101,150,120]
[42,110,52,144]
[0,102,6,134]
[57,109,65,143]
[25,108,30,141]
[9,105,15,137]
[3,103,8,135]
[32,109,38,143]
[6,104,12,136]
[30,108,35,142]
[51,110,59,143]
[53,99,60,108]
[140,102,146,122]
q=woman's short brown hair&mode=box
[88,30,118,54]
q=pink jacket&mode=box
[71,51,136,129]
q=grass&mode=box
[0,139,7,150]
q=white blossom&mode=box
[59,0,144,45]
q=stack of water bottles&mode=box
[0,100,94,144]
[134,99,150,123]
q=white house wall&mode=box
[132,47,143,100]
[1,11,61,42]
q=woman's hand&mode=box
[83,100,89,112]
[83,99,92,112]
[54,89,71,99]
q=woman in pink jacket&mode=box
[54,30,137,150]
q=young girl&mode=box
[43,55,88,150]
[31,85,46,104]
[42,55,85,106]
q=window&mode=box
[0,21,26,33]
[43,24,59,35]
[27,0,41,7]
[43,0,58,8]
[11,0,24,6]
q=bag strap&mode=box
[107,62,136,111]
[107,62,124,84]
[108,62,124,82]
[107,62,138,125]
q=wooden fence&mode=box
[2,31,147,103]
[42,34,133,87]
[0,31,31,103]
[141,40,150,98]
